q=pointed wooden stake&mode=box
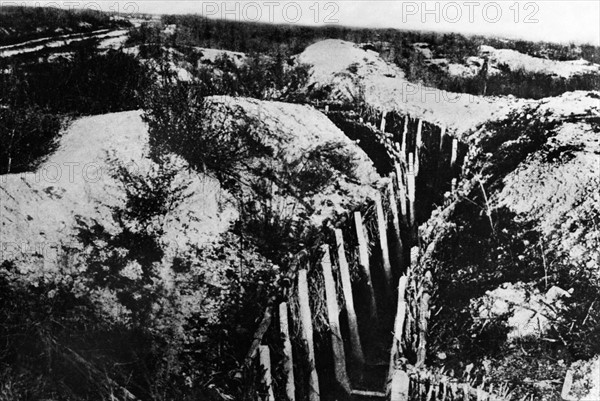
[375,192,393,297]
[401,117,408,162]
[451,137,458,168]
[279,302,295,401]
[416,119,423,149]
[355,211,378,320]
[334,229,365,367]
[258,345,275,401]
[407,153,416,230]
[387,178,404,271]
[395,163,409,227]
[245,307,273,365]
[298,270,320,401]
[388,276,408,380]
[439,126,446,153]
[416,119,423,177]
[321,245,351,395]
[416,271,433,368]
[381,112,387,132]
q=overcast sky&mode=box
[14,0,600,45]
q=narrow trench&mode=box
[323,107,469,400]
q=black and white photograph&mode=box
[0,1,599,400]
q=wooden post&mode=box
[387,178,404,272]
[416,271,433,368]
[279,302,295,401]
[395,163,409,227]
[321,245,351,395]
[355,211,378,320]
[245,307,273,364]
[380,111,387,132]
[389,368,410,401]
[334,229,365,367]
[401,117,408,162]
[325,104,329,113]
[407,153,416,230]
[414,146,420,178]
[439,126,446,153]
[388,276,408,380]
[258,345,275,401]
[414,121,421,177]
[450,137,458,168]
[298,270,320,401]
[375,192,393,296]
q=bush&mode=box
[142,79,276,185]
[0,106,63,174]
[2,41,152,115]
[0,6,128,46]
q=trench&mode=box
[247,105,471,401]
[321,107,469,399]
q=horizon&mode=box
[8,0,599,46]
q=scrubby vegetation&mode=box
[0,154,281,400]
[0,105,63,174]
[2,41,152,115]
[133,15,600,99]
[427,109,600,400]
[0,39,152,174]
[0,5,129,46]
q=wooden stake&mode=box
[279,302,296,401]
[298,269,320,401]
[414,121,421,177]
[321,245,351,395]
[325,104,329,113]
[334,229,365,367]
[388,276,408,380]
[450,137,458,168]
[389,368,410,401]
[401,117,408,162]
[395,163,409,227]
[416,271,433,368]
[355,211,378,320]
[407,153,416,230]
[375,192,393,296]
[387,178,404,271]
[245,307,273,365]
[381,111,387,132]
[258,345,275,401]
[414,147,420,177]
[439,126,446,153]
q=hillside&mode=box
[1,6,599,401]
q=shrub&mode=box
[0,106,63,174]
[2,41,152,115]
[142,80,276,185]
